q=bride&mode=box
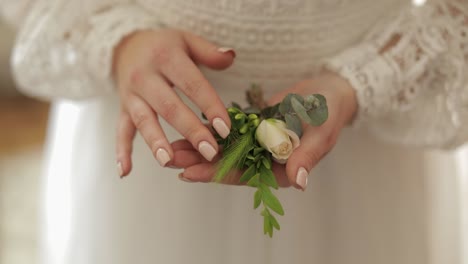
[2,0,468,263]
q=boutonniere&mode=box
[212,84,328,237]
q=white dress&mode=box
[3,0,468,263]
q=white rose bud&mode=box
[256,119,300,164]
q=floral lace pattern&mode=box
[3,0,468,148]
[326,0,468,148]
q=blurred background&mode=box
[0,17,48,264]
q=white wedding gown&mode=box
[2,0,468,263]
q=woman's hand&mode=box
[113,29,236,177]
[171,71,358,190]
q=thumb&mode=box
[183,32,236,70]
[285,127,333,191]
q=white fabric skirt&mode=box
[39,73,466,264]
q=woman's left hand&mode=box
[169,71,358,190]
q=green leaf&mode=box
[243,106,261,115]
[254,190,262,209]
[261,186,284,215]
[261,156,271,169]
[305,94,328,126]
[285,113,303,138]
[259,166,279,189]
[279,94,304,115]
[269,214,280,231]
[291,97,315,126]
[213,132,253,182]
[247,173,260,187]
[231,102,242,109]
[240,165,256,183]
[253,147,264,156]
[261,104,281,119]
[263,214,271,235]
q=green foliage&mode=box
[213,84,329,237]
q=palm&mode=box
[170,73,357,189]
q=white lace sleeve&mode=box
[325,0,468,149]
[10,0,160,100]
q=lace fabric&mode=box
[2,0,468,148]
[326,0,468,148]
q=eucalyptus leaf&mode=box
[254,190,262,209]
[291,97,314,125]
[279,94,304,115]
[261,104,281,119]
[262,187,284,216]
[260,166,279,189]
[285,113,303,138]
[305,94,328,126]
[240,165,256,183]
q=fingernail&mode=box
[198,141,217,161]
[213,117,230,139]
[217,47,236,58]
[296,167,309,191]
[156,148,170,167]
[178,173,194,183]
[117,162,124,178]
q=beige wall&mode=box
[0,18,18,96]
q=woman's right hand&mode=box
[113,29,236,177]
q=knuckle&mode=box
[158,100,179,122]
[183,125,206,143]
[132,110,150,130]
[151,46,173,65]
[304,150,322,168]
[129,68,144,88]
[181,78,206,99]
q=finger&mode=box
[116,111,136,178]
[179,163,244,184]
[179,163,216,183]
[125,94,173,167]
[271,163,292,188]
[160,52,231,140]
[285,126,336,191]
[134,73,220,162]
[182,31,236,70]
[170,149,207,168]
[171,139,196,151]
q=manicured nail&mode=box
[156,148,170,167]
[217,47,236,57]
[213,117,230,139]
[178,173,194,183]
[296,167,308,191]
[198,141,217,161]
[117,162,124,178]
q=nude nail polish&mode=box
[178,173,194,183]
[217,47,236,57]
[296,167,308,191]
[198,141,217,161]
[117,162,124,178]
[156,148,170,167]
[213,117,230,139]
